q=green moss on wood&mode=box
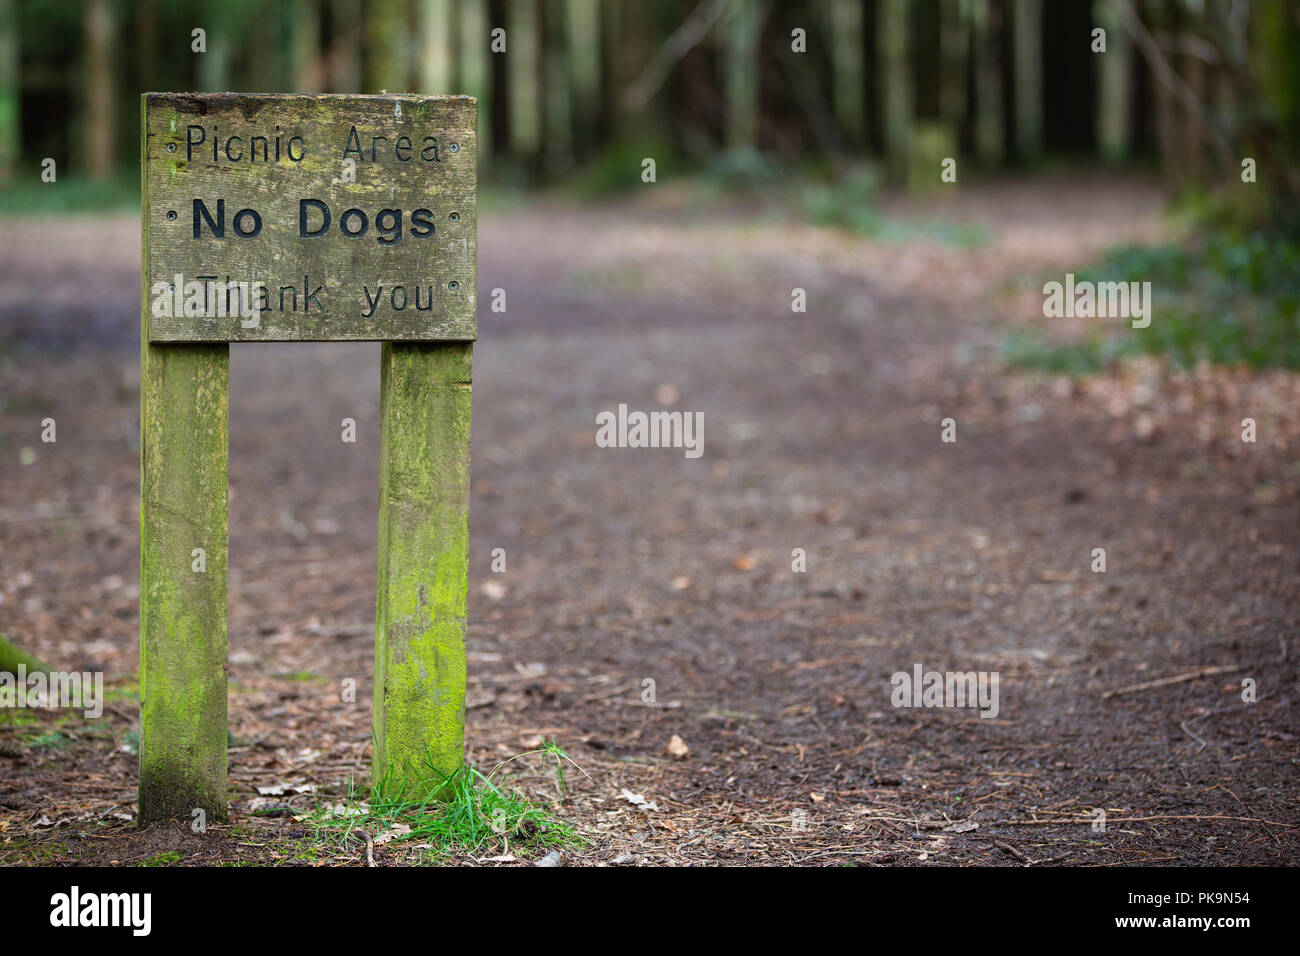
[138,93,231,825]
[138,340,230,824]
[374,342,472,799]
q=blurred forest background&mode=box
[0,0,1297,215]
[2,2,1300,865]
[0,0,1298,370]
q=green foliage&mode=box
[141,851,182,867]
[801,166,883,234]
[908,121,957,194]
[0,634,50,674]
[308,746,583,862]
[1168,182,1272,237]
[1090,235,1300,369]
[875,219,990,248]
[800,165,988,247]
[0,174,139,216]
[573,140,678,198]
[26,730,72,750]
[700,148,784,192]
[1002,329,1136,377]
[1009,233,1300,374]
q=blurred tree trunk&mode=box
[566,0,600,161]
[198,20,231,93]
[0,0,17,180]
[1095,0,1131,162]
[597,0,617,144]
[1180,26,1203,183]
[294,0,325,92]
[611,0,648,142]
[912,0,941,121]
[1256,0,1300,219]
[543,0,571,171]
[366,0,414,91]
[1149,1,1183,188]
[418,0,455,93]
[444,0,488,158]
[1013,0,1041,161]
[879,0,911,177]
[939,0,968,147]
[329,0,363,91]
[136,0,155,100]
[84,0,115,179]
[972,0,1002,165]
[459,0,491,156]
[827,0,866,150]
[244,4,280,92]
[724,0,763,152]
[507,0,541,159]
[1255,0,1300,164]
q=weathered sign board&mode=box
[144,93,476,340]
[139,93,475,824]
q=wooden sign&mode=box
[142,93,476,341]
[139,93,475,825]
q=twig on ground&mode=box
[1179,720,1209,753]
[1101,665,1242,700]
[991,839,1033,864]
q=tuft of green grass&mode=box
[25,730,72,751]
[141,850,182,867]
[307,745,584,862]
[523,738,589,803]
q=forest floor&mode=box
[1,172,1297,866]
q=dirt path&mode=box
[2,173,1297,865]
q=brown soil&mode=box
[1,173,1297,866]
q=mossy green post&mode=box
[138,343,229,824]
[375,342,472,798]
[139,94,229,824]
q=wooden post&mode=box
[138,342,230,824]
[140,92,476,820]
[138,94,231,824]
[375,342,473,798]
